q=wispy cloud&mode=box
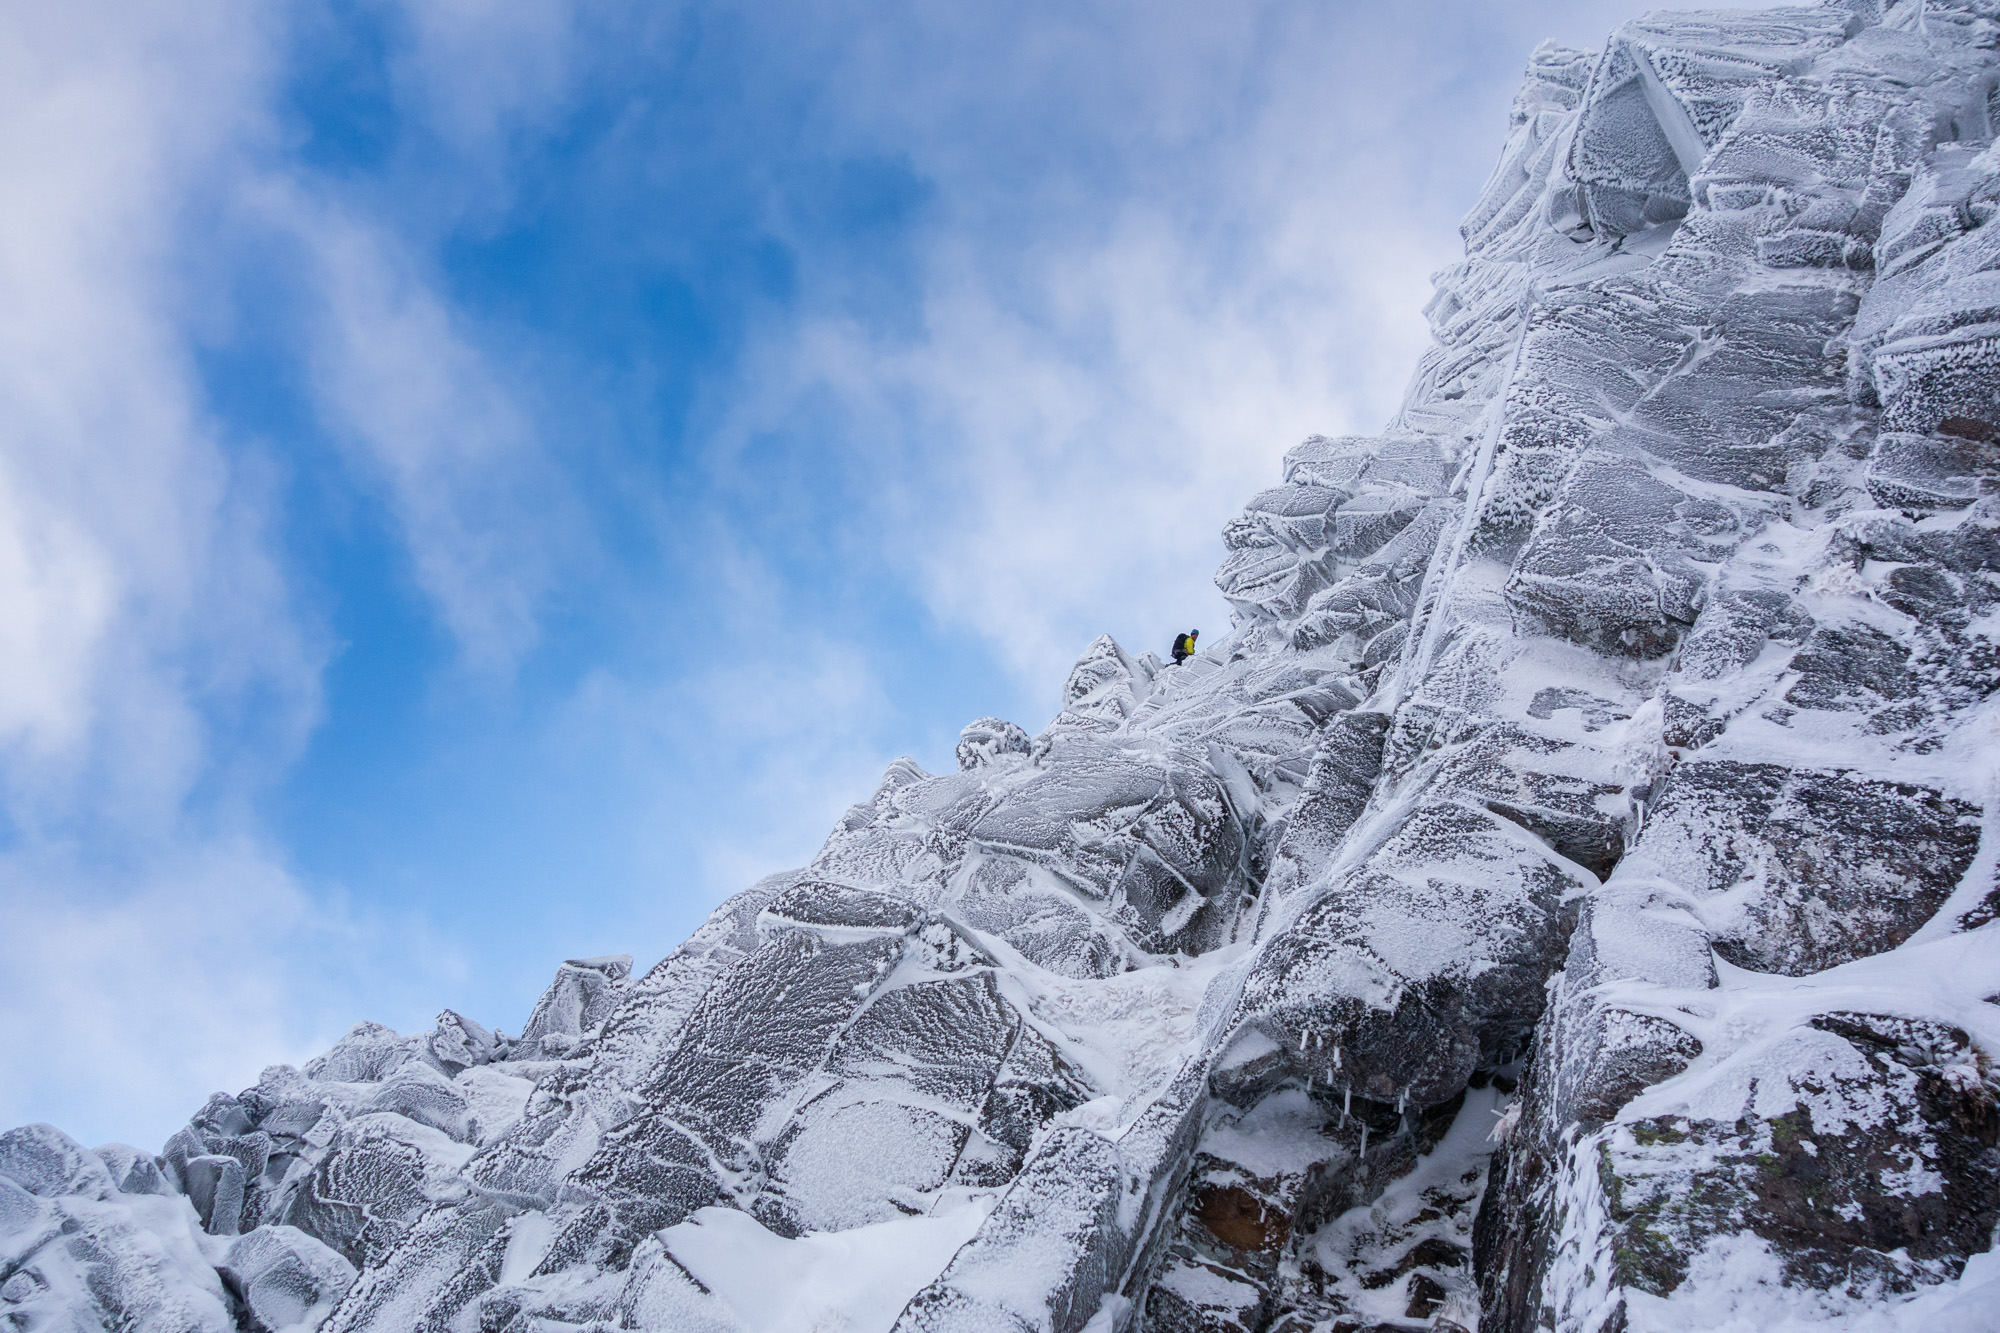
[392,0,578,159]
[749,212,1440,691]
[700,2,1467,694]
[556,550,905,914]
[0,839,449,1150]
[0,0,325,1149]
[0,0,559,1147]
[279,191,572,670]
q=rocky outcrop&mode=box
[10,3,2000,1330]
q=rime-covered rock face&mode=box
[13,3,2000,1331]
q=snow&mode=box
[656,1196,994,1333]
[1623,1235,2000,1333]
[1612,928,2000,1129]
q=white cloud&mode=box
[557,583,904,913]
[0,0,555,1147]
[679,644,901,899]
[0,0,328,1148]
[707,3,1462,695]
[0,840,447,1151]
[275,189,571,670]
[899,212,1439,680]
[392,0,578,159]
[0,0,307,823]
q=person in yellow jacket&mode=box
[1171,629,1199,665]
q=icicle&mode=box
[1332,1045,1342,1071]
[1398,1086,1407,1114]
[1359,1123,1369,1156]
[1342,1086,1351,1121]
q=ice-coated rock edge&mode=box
[9,2,2000,1331]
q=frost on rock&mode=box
[17,3,2000,1331]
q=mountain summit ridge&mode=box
[8,2,2000,1329]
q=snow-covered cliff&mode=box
[8,2,2000,1330]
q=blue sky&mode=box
[0,0,1773,1149]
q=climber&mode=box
[1170,629,1199,665]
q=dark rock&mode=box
[1628,761,1980,974]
